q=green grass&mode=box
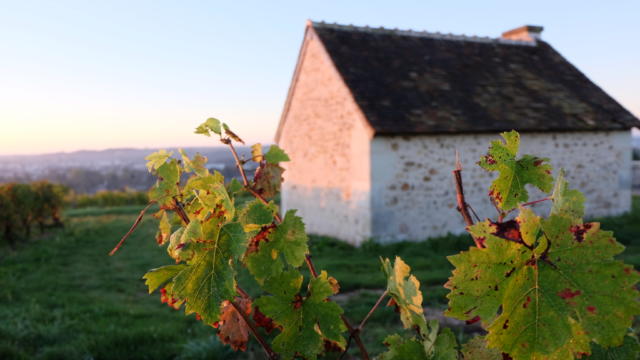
[1,198,639,359]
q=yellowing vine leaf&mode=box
[381,256,426,329]
[155,210,172,245]
[550,169,585,221]
[145,149,173,171]
[179,149,209,177]
[478,131,553,211]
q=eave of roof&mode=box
[305,21,639,135]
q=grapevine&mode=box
[111,121,639,359]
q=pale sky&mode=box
[1,0,638,155]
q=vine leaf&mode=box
[255,270,346,360]
[381,256,426,329]
[216,297,252,351]
[145,149,173,171]
[254,163,284,199]
[446,209,640,359]
[222,123,244,144]
[239,199,276,233]
[195,117,222,136]
[461,337,501,360]
[246,210,309,283]
[586,335,640,360]
[155,210,172,245]
[167,220,202,262]
[379,334,426,360]
[264,145,290,164]
[179,149,209,177]
[550,169,585,220]
[381,257,458,360]
[478,130,553,211]
[143,221,244,324]
[379,326,457,360]
[148,160,181,207]
[143,264,186,294]
[251,143,264,162]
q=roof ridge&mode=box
[311,21,537,46]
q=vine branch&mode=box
[108,201,156,255]
[222,136,369,360]
[452,154,484,248]
[340,290,389,359]
[223,138,282,223]
[230,299,278,360]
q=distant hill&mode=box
[0,146,259,193]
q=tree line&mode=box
[0,181,67,249]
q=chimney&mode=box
[501,25,543,42]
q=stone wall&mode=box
[371,131,632,242]
[277,29,374,244]
[633,161,640,194]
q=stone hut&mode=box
[275,21,639,244]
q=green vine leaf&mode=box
[246,210,309,283]
[195,117,222,136]
[446,209,640,359]
[143,264,186,294]
[145,219,245,324]
[478,130,553,211]
[255,270,346,360]
[587,335,640,360]
[239,199,276,233]
[379,325,458,360]
[379,334,426,360]
[148,159,181,207]
[264,145,290,164]
[461,337,501,360]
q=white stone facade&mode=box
[370,131,632,242]
[277,29,374,244]
[276,27,634,245]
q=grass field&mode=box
[1,198,639,359]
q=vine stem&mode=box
[230,299,278,360]
[340,290,389,359]
[306,255,370,360]
[108,201,156,255]
[224,139,282,223]
[521,197,551,207]
[358,290,388,331]
[452,154,484,248]
[223,137,369,360]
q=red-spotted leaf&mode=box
[255,270,346,360]
[478,131,553,211]
[446,210,640,360]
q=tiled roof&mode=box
[312,22,639,134]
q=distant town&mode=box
[0,146,261,193]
